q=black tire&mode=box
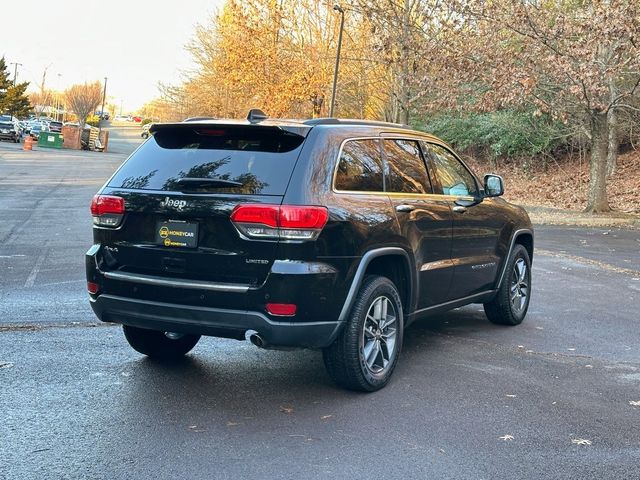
[484,244,531,326]
[323,275,404,392]
[122,325,200,359]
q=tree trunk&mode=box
[585,112,610,213]
[606,107,618,177]
[397,0,411,125]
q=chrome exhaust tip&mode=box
[245,330,266,348]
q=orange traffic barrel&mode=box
[23,136,33,151]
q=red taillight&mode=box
[91,195,125,215]
[87,281,100,294]
[279,206,329,229]
[230,205,328,241]
[90,195,125,227]
[230,205,279,228]
[266,303,297,316]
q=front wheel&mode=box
[122,325,200,359]
[484,244,532,326]
[323,275,404,392]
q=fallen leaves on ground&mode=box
[571,438,592,446]
[280,405,294,414]
[0,362,14,369]
[629,400,640,406]
[499,435,514,441]
[465,149,640,214]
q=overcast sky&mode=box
[2,0,225,113]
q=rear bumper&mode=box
[90,294,342,348]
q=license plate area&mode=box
[156,220,199,248]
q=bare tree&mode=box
[64,81,102,129]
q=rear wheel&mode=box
[323,275,403,392]
[122,325,200,359]
[484,244,531,326]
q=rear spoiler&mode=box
[149,121,311,138]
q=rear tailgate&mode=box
[94,123,307,289]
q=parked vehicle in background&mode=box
[113,115,132,122]
[86,109,534,392]
[0,121,21,143]
[141,123,152,138]
[48,121,63,133]
[132,116,142,123]
[29,123,47,140]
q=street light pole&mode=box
[56,73,62,122]
[10,62,22,86]
[329,5,345,118]
[99,77,108,137]
[101,77,108,120]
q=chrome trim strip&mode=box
[495,228,534,289]
[103,271,251,292]
[338,247,412,322]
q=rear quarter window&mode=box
[334,139,384,192]
[107,126,305,195]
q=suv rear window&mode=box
[107,126,306,195]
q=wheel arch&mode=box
[495,228,534,290]
[338,248,415,323]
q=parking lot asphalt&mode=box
[1,142,639,479]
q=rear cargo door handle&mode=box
[452,206,467,213]
[395,204,415,213]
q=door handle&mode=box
[395,204,415,213]
[452,206,467,213]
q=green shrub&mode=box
[141,118,153,126]
[413,110,568,161]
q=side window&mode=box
[384,139,432,194]
[335,139,384,192]
[426,144,478,196]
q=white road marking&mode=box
[24,246,48,288]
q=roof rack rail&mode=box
[303,118,410,129]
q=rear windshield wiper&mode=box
[176,177,243,189]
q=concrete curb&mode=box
[521,204,640,229]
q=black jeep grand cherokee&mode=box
[86,111,533,391]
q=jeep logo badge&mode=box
[160,197,187,211]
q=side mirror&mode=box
[484,174,504,197]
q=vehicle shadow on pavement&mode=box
[113,307,499,424]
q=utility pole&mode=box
[329,5,345,118]
[100,77,108,119]
[10,62,22,86]
[56,73,62,121]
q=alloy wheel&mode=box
[361,296,398,374]
[510,258,529,314]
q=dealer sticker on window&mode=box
[156,220,198,248]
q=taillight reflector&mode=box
[266,303,297,316]
[87,281,100,294]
